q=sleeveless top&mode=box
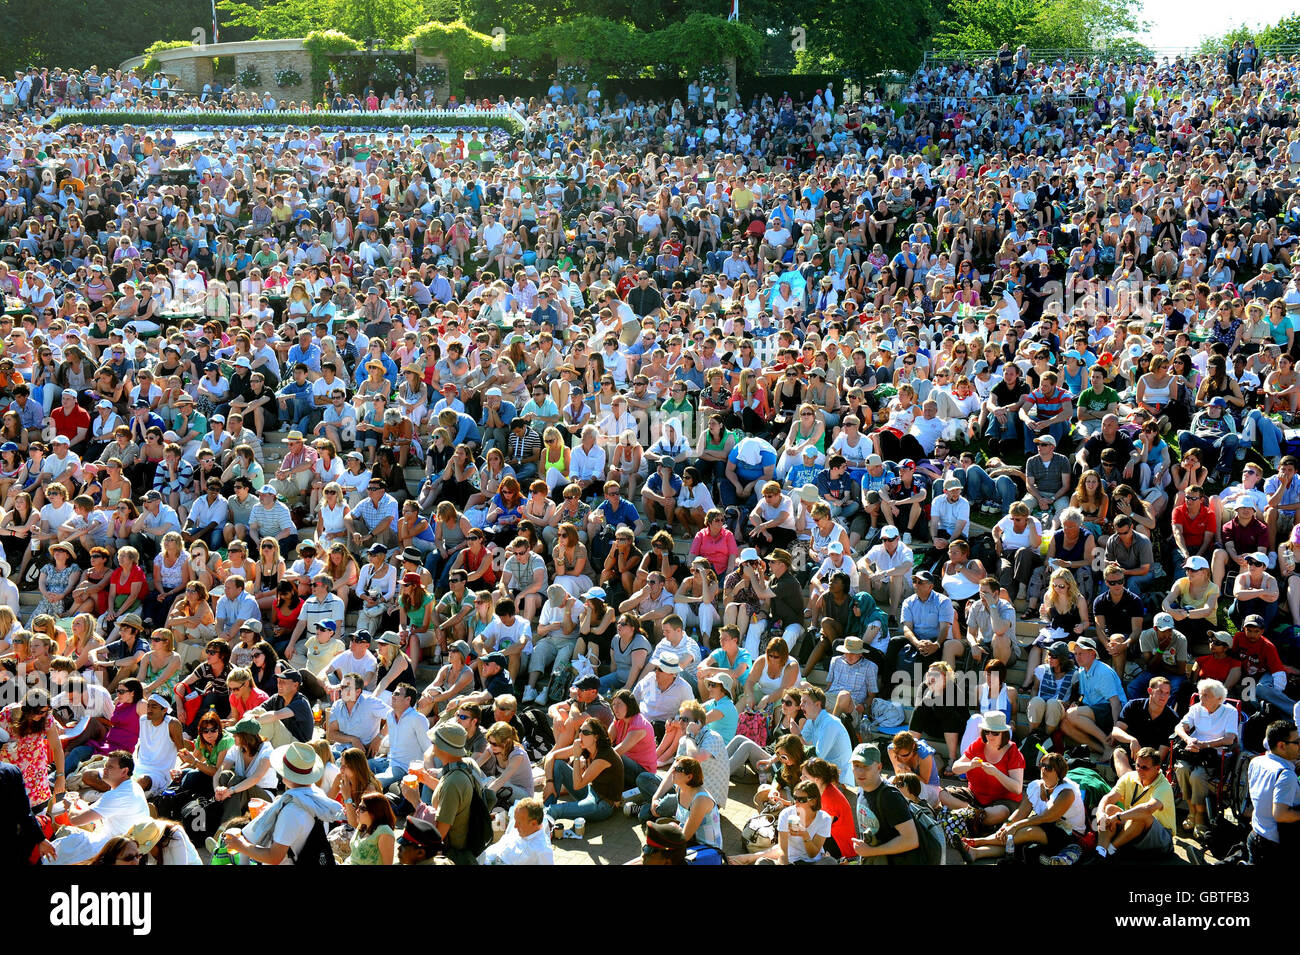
[320,502,347,536]
[155,551,186,591]
[143,654,182,698]
[978,683,1013,725]
[135,715,178,772]
[792,421,824,453]
[811,521,845,554]
[942,562,981,601]
[542,444,565,474]
[1141,376,1171,405]
[675,788,723,848]
[1052,528,1092,562]
[754,657,799,697]
[439,520,467,550]
[1047,600,1082,636]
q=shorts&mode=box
[1128,817,1174,856]
[1085,701,1115,733]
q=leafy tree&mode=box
[933,0,1142,52]
[795,0,938,79]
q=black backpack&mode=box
[909,800,948,865]
[291,818,337,866]
[516,703,556,761]
[180,796,220,847]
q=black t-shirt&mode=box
[1117,699,1179,750]
[266,692,314,742]
[861,782,925,865]
[1081,430,1134,469]
[1092,588,1145,643]
[991,379,1030,410]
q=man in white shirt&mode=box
[325,631,379,690]
[929,478,971,551]
[633,653,695,725]
[861,524,914,619]
[372,684,429,787]
[52,750,151,864]
[481,796,554,864]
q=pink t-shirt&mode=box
[229,687,270,721]
[612,714,657,774]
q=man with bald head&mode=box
[1076,412,1137,478]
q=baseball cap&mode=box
[851,743,882,766]
[1153,613,1175,630]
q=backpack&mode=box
[180,796,220,847]
[545,662,577,708]
[447,761,495,859]
[515,703,556,762]
[290,818,337,866]
[908,801,947,865]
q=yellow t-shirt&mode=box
[1114,770,1176,832]
[731,186,754,212]
[302,637,345,676]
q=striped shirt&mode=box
[249,501,295,537]
[1025,385,1070,419]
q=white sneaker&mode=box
[902,532,913,545]
[522,686,539,704]
[622,800,641,817]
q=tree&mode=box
[218,0,452,45]
[933,0,1142,52]
[1198,14,1300,54]
[795,0,938,80]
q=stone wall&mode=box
[233,48,312,100]
[414,51,451,104]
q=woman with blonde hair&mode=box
[322,541,359,605]
[64,612,105,671]
[1022,567,1091,689]
[540,426,571,495]
[139,628,184,698]
[316,480,351,545]
[485,721,535,805]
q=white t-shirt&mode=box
[994,514,1042,549]
[777,805,833,863]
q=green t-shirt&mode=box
[1078,385,1119,415]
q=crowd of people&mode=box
[4,41,1300,867]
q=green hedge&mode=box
[406,14,760,86]
[45,109,523,134]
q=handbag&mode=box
[736,708,768,747]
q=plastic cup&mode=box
[402,774,419,787]
[247,798,267,819]
[573,817,586,838]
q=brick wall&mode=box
[233,48,312,100]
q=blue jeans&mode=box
[544,758,616,822]
[985,412,1021,448]
[1254,680,1297,717]
[1022,418,1067,455]
[955,464,1017,511]
[64,744,97,775]
[1127,569,1157,593]
[1177,430,1244,469]
[1244,410,1284,459]
[636,770,676,823]
[598,671,626,694]
[373,757,406,790]
[1128,670,1186,702]
[1233,597,1278,630]
[719,481,758,510]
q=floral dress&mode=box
[30,562,77,624]
[344,824,393,865]
[1,705,52,806]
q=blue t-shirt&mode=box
[705,646,753,689]
[703,696,739,743]
[728,446,778,483]
[645,471,683,497]
[597,497,640,530]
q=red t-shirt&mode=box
[50,404,91,441]
[1232,633,1284,681]
[1172,503,1216,551]
[962,738,1025,806]
[820,782,857,858]
[110,564,149,607]
[1194,653,1239,684]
